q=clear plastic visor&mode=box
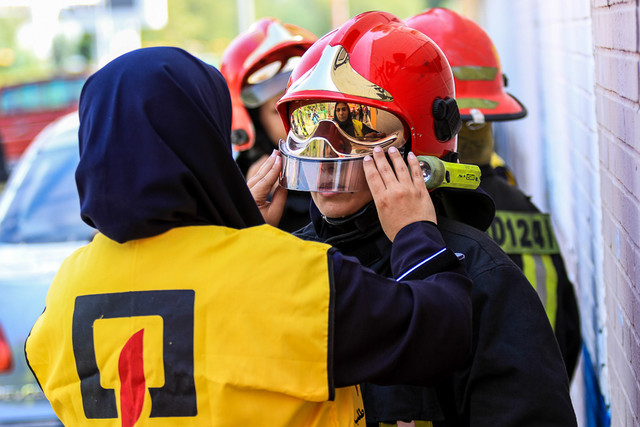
[279,147,370,192]
[282,101,407,159]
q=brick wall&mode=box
[592,0,640,424]
[471,0,640,423]
[470,0,607,425]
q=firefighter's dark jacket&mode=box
[295,187,578,427]
[479,165,581,378]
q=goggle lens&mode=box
[282,101,406,159]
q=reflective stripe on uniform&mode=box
[487,211,559,255]
[489,210,560,329]
[522,253,558,329]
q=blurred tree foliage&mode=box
[0,12,51,86]
[0,0,454,85]
[142,0,453,65]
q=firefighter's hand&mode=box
[247,150,287,227]
[363,146,437,242]
[245,154,269,182]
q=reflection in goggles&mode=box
[283,101,406,159]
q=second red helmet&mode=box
[220,17,317,151]
[405,8,527,122]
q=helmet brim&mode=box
[458,91,527,122]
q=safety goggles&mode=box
[278,101,408,192]
[240,57,301,108]
[279,152,371,192]
[281,101,407,158]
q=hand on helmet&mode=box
[247,150,287,226]
[245,153,270,182]
[363,146,437,242]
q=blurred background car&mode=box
[0,111,93,425]
[0,77,85,171]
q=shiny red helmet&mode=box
[405,8,526,122]
[276,11,461,192]
[220,17,317,151]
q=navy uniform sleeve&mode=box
[331,221,472,388]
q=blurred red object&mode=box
[0,76,85,167]
[0,322,12,373]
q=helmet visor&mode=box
[240,56,301,108]
[282,101,407,159]
[279,146,369,192]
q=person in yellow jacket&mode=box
[24,47,473,426]
[333,102,385,139]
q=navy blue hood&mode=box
[76,47,264,243]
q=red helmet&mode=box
[276,11,461,192]
[220,17,317,151]
[405,8,526,122]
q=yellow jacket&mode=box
[26,224,364,426]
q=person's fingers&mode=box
[387,147,411,185]
[407,151,428,194]
[363,154,386,194]
[245,154,270,182]
[371,146,395,188]
[250,151,280,190]
[246,151,276,188]
[248,152,282,205]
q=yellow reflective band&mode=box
[452,65,498,81]
[487,211,560,255]
[521,253,558,330]
[542,254,558,329]
[456,98,499,110]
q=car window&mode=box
[0,130,93,244]
[0,78,84,114]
